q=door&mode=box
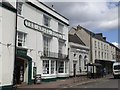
[73,64,76,77]
[14,58,24,84]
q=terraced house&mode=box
[1,0,69,89]
[69,25,116,75]
[0,1,16,89]
[14,0,69,85]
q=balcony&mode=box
[41,51,68,60]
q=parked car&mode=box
[113,62,120,79]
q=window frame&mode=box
[17,31,26,47]
[43,15,51,27]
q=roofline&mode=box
[39,1,69,21]
[0,1,16,13]
[27,2,69,26]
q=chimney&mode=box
[96,33,103,37]
[103,37,106,41]
[51,5,55,10]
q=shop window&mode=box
[51,61,55,74]
[43,15,51,27]
[17,32,26,47]
[43,60,49,74]
[58,61,64,73]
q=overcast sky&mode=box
[44,1,119,45]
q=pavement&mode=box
[17,74,113,88]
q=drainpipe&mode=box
[13,0,18,86]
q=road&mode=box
[72,76,119,89]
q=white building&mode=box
[68,33,89,76]
[0,1,16,89]
[69,25,116,75]
[14,0,69,85]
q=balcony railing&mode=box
[41,51,68,59]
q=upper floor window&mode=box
[58,41,64,54]
[17,2,23,15]
[95,41,97,48]
[101,43,103,49]
[95,50,97,58]
[43,15,51,27]
[98,42,100,49]
[43,36,51,57]
[58,23,64,34]
[17,32,26,47]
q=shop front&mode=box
[95,59,114,74]
[13,48,32,85]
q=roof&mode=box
[0,1,16,13]
[77,25,106,42]
[27,1,69,26]
[69,34,86,46]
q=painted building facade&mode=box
[0,1,16,89]
[69,25,116,74]
[14,0,69,85]
[68,33,89,76]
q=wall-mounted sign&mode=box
[24,19,64,39]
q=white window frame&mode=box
[51,60,55,74]
[58,23,64,34]
[58,41,64,54]
[43,15,51,27]
[17,32,26,47]
[58,61,64,73]
[43,36,50,57]
[43,60,49,74]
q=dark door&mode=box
[14,58,24,84]
[73,64,76,77]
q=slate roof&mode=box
[1,1,16,12]
[69,34,86,46]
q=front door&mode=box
[14,58,25,84]
[73,64,76,77]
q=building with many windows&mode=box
[0,1,16,89]
[68,33,89,77]
[69,25,116,74]
[14,0,69,85]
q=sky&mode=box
[43,1,119,46]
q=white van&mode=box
[113,62,120,79]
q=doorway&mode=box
[14,57,28,84]
[73,63,76,77]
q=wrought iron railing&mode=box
[41,51,68,59]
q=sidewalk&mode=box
[17,74,112,88]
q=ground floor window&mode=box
[58,61,64,73]
[43,60,49,74]
[65,61,68,73]
[51,60,55,74]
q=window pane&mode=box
[58,23,63,33]
[44,15,50,27]
[58,61,64,73]
[43,60,49,74]
[51,61,55,74]
[17,32,26,47]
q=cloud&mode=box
[45,2,118,32]
[112,42,119,48]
